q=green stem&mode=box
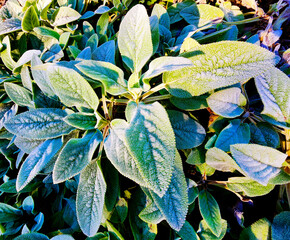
[223,17,261,25]
[143,94,172,103]
[140,83,166,101]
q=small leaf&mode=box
[198,219,227,240]
[118,4,153,73]
[76,161,106,237]
[207,87,246,118]
[206,147,240,172]
[149,151,188,231]
[22,6,40,32]
[255,67,290,126]
[151,4,170,30]
[104,119,146,187]
[76,60,127,95]
[33,26,60,40]
[125,102,176,197]
[240,218,271,240]
[53,130,103,184]
[0,18,22,35]
[0,36,17,71]
[198,190,223,237]
[139,200,164,224]
[4,83,34,108]
[226,177,275,197]
[42,43,64,62]
[230,144,288,185]
[64,112,97,130]
[86,34,99,53]
[0,203,23,223]
[149,15,159,55]
[176,221,199,240]
[167,0,196,24]
[16,137,62,191]
[215,119,250,152]
[163,41,279,98]
[47,66,99,110]
[4,108,74,140]
[272,211,290,240]
[168,110,206,149]
[52,7,81,26]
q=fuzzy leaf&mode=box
[177,221,199,240]
[139,200,164,224]
[47,66,99,110]
[118,4,153,73]
[4,83,34,108]
[76,60,127,95]
[53,130,103,184]
[16,137,62,191]
[272,211,290,240]
[226,177,275,197]
[255,67,290,126]
[240,218,271,240]
[0,203,23,223]
[92,40,115,64]
[149,151,188,231]
[33,26,60,40]
[104,119,146,187]
[63,112,97,130]
[4,108,74,140]
[230,144,288,185]
[52,7,81,26]
[76,161,106,237]
[198,219,227,240]
[215,120,250,152]
[163,41,279,98]
[168,110,205,149]
[0,36,17,71]
[14,137,44,154]
[0,18,22,35]
[151,4,170,29]
[22,6,40,32]
[198,190,223,237]
[125,102,176,197]
[207,87,246,118]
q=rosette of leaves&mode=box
[0,0,289,239]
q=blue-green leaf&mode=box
[53,130,103,184]
[207,87,246,118]
[149,151,188,231]
[118,4,153,73]
[76,60,127,95]
[33,26,60,40]
[14,233,49,240]
[76,161,106,237]
[177,221,199,240]
[0,203,23,223]
[4,108,74,139]
[163,41,279,98]
[125,102,176,197]
[230,144,287,185]
[198,190,223,237]
[168,110,206,150]
[50,235,75,240]
[104,119,146,187]
[47,66,99,110]
[0,18,22,35]
[63,112,98,130]
[272,211,290,240]
[151,4,170,29]
[92,40,115,64]
[215,119,250,152]
[139,200,164,224]
[4,83,34,108]
[240,218,271,240]
[16,137,62,191]
[52,7,81,26]
[198,219,227,240]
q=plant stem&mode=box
[223,17,261,25]
[140,83,166,101]
[143,94,172,103]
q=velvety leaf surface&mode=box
[22,6,40,32]
[198,219,227,240]
[52,7,81,26]
[4,108,74,139]
[53,130,103,183]
[163,41,279,98]
[0,18,22,35]
[76,161,106,237]
[0,203,23,223]
[240,218,271,240]
[125,102,176,197]
[230,144,287,185]
[271,211,290,240]
[176,221,199,240]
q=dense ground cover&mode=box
[0,0,289,239]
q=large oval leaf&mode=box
[104,119,147,187]
[118,4,153,73]
[53,130,103,184]
[21,6,40,32]
[125,102,176,197]
[230,144,288,185]
[52,7,81,26]
[4,108,74,139]
[168,110,205,149]
[76,160,106,237]
[47,66,99,110]
[149,151,188,231]
[16,137,63,191]
[163,41,279,98]
[0,18,22,35]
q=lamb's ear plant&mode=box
[0,0,289,239]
